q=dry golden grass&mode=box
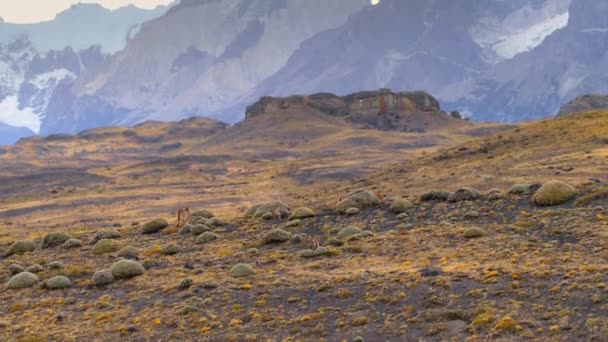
[0,110,606,340]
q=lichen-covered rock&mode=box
[337,226,363,240]
[42,276,72,290]
[252,201,290,219]
[26,264,44,273]
[93,239,123,255]
[508,184,530,195]
[205,217,226,227]
[195,232,219,244]
[262,229,291,245]
[9,264,24,275]
[300,249,315,258]
[464,211,480,219]
[285,220,301,228]
[389,199,414,214]
[62,238,83,249]
[464,227,485,238]
[313,247,329,256]
[289,207,315,220]
[42,232,72,249]
[7,240,36,256]
[230,263,255,278]
[177,224,192,235]
[326,238,343,246]
[141,219,168,234]
[449,187,481,202]
[190,224,210,235]
[6,272,39,289]
[161,244,182,255]
[192,210,214,220]
[92,270,115,286]
[48,261,65,270]
[261,212,275,220]
[88,229,122,245]
[532,180,577,206]
[336,190,380,213]
[111,260,145,279]
[343,208,359,216]
[117,246,139,259]
[420,190,452,202]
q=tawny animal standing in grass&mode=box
[176,208,192,229]
[273,207,284,219]
[310,235,321,250]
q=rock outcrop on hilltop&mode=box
[556,94,608,117]
[245,89,462,132]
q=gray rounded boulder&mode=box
[6,272,39,289]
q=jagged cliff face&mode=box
[245,90,461,132]
[46,0,369,134]
[0,4,169,145]
[556,94,608,117]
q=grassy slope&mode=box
[0,111,606,340]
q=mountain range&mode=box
[1,0,608,145]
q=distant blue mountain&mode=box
[0,3,169,53]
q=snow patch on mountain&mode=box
[0,96,40,132]
[30,68,76,90]
[471,0,571,62]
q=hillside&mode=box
[0,104,607,340]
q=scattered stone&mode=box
[449,187,481,202]
[26,264,44,273]
[313,247,329,256]
[300,249,315,258]
[9,264,24,275]
[195,232,219,244]
[488,191,504,201]
[190,224,210,235]
[48,261,65,270]
[390,199,414,213]
[161,244,182,255]
[419,267,443,277]
[42,232,72,249]
[336,190,380,213]
[192,210,214,220]
[289,207,315,220]
[290,233,306,244]
[111,260,145,279]
[64,297,77,305]
[337,226,362,240]
[205,217,226,227]
[178,278,193,290]
[345,207,360,215]
[251,201,290,219]
[180,305,198,315]
[92,270,115,286]
[6,272,39,289]
[325,238,343,246]
[247,248,260,255]
[230,263,255,278]
[42,276,72,290]
[62,238,83,249]
[464,211,480,219]
[177,224,192,235]
[262,229,291,244]
[396,213,408,220]
[357,230,375,238]
[93,239,123,255]
[532,180,577,206]
[420,190,452,202]
[117,246,139,259]
[7,240,36,256]
[464,227,485,239]
[141,219,168,234]
[262,212,275,220]
[508,184,530,195]
[89,229,122,245]
[285,220,301,228]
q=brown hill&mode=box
[556,94,608,117]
